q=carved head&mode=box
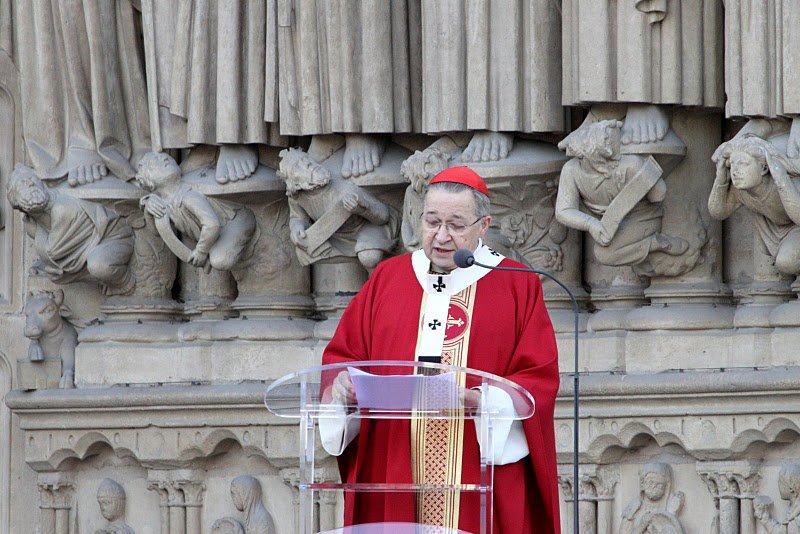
[277,148,331,196]
[211,518,246,534]
[778,464,800,501]
[719,136,771,191]
[96,478,126,522]
[558,120,623,166]
[135,152,181,191]
[401,148,451,193]
[7,163,50,214]
[640,462,671,502]
[230,475,263,513]
[23,290,71,340]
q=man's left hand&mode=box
[460,388,481,410]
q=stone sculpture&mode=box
[708,135,800,276]
[14,0,150,186]
[754,464,800,533]
[141,1,281,184]
[399,146,450,252]
[21,290,77,389]
[136,152,258,273]
[420,0,562,161]
[562,0,723,144]
[277,148,399,272]
[555,120,691,277]
[95,478,135,534]
[277,0,420,177]
[211,518,245,534]
[7,164,135,294]
[620,462,686,534]
[724,1,800,158]
[229,476,276,534]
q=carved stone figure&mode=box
[725,1,800,158]
[95,478,134,534]
[399,146,450,252]
[621,462,686,534]
[277,148,399,272]
[277,1,420,177]
[21,290,77,389]
[555,120,691,277]
[562,0,723,145]
[14,0,150,185]
[754,464,800,534]
[141,1,281,184]
[7,164,135,294]
[230,476,276,534]
[421,0,562,161]
[211,518,245,534]
[136,152,258,273]
[709,135,800,276]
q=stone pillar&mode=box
[698,460,760,534]
[281,468,303,533]
[318,490,339,533]
[558,464,617,534]
[148,469,206,534]
[37,473,74,534]
[556,471,575,534]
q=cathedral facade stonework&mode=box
[2,2,800,533]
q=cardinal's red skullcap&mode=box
[428,166,489,197]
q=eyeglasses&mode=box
[421,216,485,236]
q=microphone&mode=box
[455,248,581,533]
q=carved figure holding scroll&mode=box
[277,148,399,272]
[135,152,258,272]
[399,146,450,252]
[230,476,276,534]
[22,289,77,389]
[621,462,685,534]
[709,135,800,276]
[95,478,135,534]
[754,464,800,534]
[555,120,688,276]
[7,164,135,294]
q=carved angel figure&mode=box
[709,135,800,276]
[135,152,258,273]
[95,479,134,534]
[555,120,689,277]
[230,476,276,534]
[621,462,685,534]
[754,464,800,534]
[277,148,399,272]
[7,164,135,294]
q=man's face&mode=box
[422,188,490,273]
[137,154,180,190]
[97,494,118,520]
[16,176,49,212]
[642,473,667,501]
[729,152,764,190]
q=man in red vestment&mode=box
[321,166,561,533]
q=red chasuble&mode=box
[322,253,561,534]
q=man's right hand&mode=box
[588,220,611,246]
[332,370,357,406]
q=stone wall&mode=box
[2,2,800,533]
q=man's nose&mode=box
[434,225,452,240]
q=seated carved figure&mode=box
[709,135,800,276]
[555,120,688,276]
[7,164,135,294]
[135,152,258,273]
[277,148,399,272]
[621,462,685,534]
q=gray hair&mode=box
[424,181,490,218]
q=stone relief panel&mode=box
[217,476,277,534]
[621,462,686,534]
[754,464,800,534]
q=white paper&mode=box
[348,367,459,411]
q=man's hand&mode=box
[142,194,168,218]
[588,219,612,246]
[188,249,209,267]
[342,192,363,214]
[460,388,481,410]
[290,225,308,247]
[332,370,357,406]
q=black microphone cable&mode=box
[454,248,580,534]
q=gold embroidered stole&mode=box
[411,283,477,528]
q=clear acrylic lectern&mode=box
[264,361,536,534]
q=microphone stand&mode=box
[466,256,581,534]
